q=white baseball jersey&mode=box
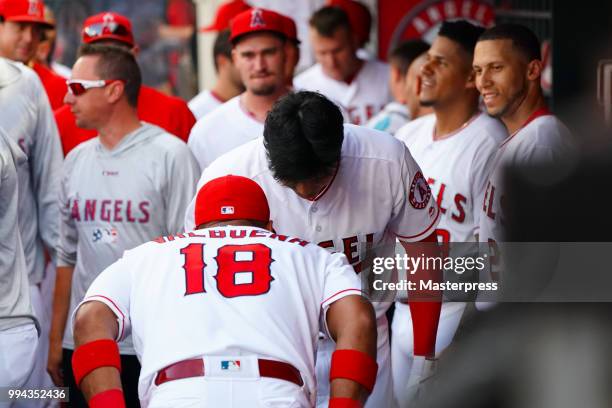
[480,110,573,244]
[366,101,410,135]
[0,57,62,285]
[188,95,263,171]
[188,89,224,120]
[56,123,200,353]
[74,226,362,406]
[0,128,35,331]
[294,59,392,125]
[184,124,440,407]
[396,113,506,242]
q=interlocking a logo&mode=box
[28,0,39,16]
[250,9,266,28]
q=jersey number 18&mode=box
[180,243,274,298]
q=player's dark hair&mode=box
[213,29,232,72]
[438,20,485,56]
[78,43,141,107]
[389,40,430,76]
[197,219,268,230]
[309,6,351,37]
[478,23,542,61]
[264,91,344,185]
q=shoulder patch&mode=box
[409,171,431,209]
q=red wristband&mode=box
[329,397,362,408]
[329,349,378,393]
[89,389,125,408]
[72,339,121,388]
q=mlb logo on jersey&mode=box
[221,206,235,215]
[221,360,241,371]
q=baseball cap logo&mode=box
[221,206,235,215]
[28,0,39,15]
[250,9,266,28]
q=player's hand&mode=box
[47,339,64,386]
[404,356,438,405]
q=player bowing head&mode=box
[420,20,484,110]
[65,44,140,130]
[264,91,344,199]
[473,24,544,133]
[230,8,290,97]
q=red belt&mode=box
[155,358,304,387]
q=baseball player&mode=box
[393,21,507,407]
[366,40,430,135]
[188,29,245,119]
[0,54,62,397]
[189,0,251,120]
[48,44,199,407]
[327,0,373,60]
[0,128,39,394]
[474,24,573,248]
[70,175,377,408]
[187,8,294,171]
[185,91,442,408]
[294,6,391,125]
[54,11,196,156]
[0,0,67,110]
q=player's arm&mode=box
[30,74,63,258]
[326,295,378,406]
[47,265,74,386]
[164,145,200,234]
[48,164,78,385]
[400,232,442,359]
[72,301,124,407]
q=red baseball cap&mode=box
[81,12,135,47]
[0,0,54,28]
[230,8,288,43]
[200,0,251,32]
[281,14,300,44]
[327,0,371,46]
[194,175,270,227]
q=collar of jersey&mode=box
[0,57,22,87]
[96,123,151,155]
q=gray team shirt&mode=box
[56,123,199,352]
[0,57,62,285]
[0,128,35,331]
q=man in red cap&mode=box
[53,11,196,156]
[71,174,377,407]
[294,5,391,125]
[198,0,250,33]
[327,0,372,57]
[188,8,297,171]
[0,0,67,109]
[189,1,250,119]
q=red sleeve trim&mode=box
[83,295,126,341]
[321,288,363,306]
[395,207,441,241]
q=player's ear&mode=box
[526,59,543,81]
[130,45,140,57]
[106,80,125,104]
[265,220,274,232]
[465,67,477,90]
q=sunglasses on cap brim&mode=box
[66,79,124,96]
[83,22,130,41]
